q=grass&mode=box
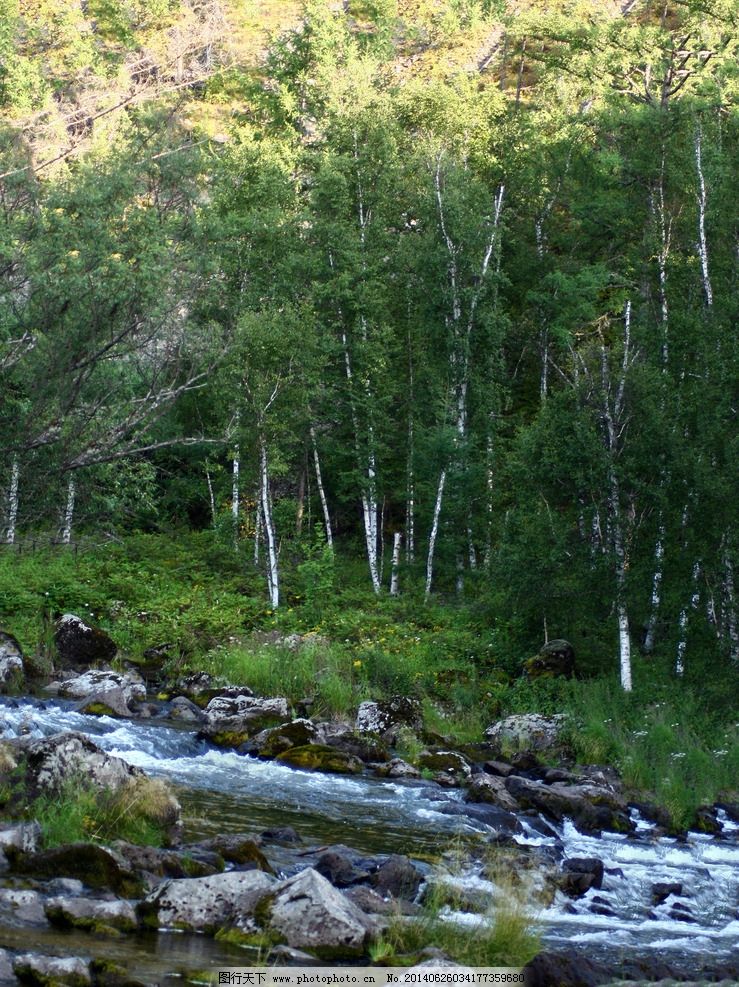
[32,776,177,848]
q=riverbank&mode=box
[1,535,736,833]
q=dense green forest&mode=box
[0,0,737,810]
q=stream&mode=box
[1,697,737,982]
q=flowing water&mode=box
[0,697,737,981]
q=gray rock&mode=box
[265,868,371,958]
[0,821,41,857]
[466,773,520,813]
[344,885,421,916]
[484,713,567,754]
[139,869,276,933]
[54,613,116,667]
[0,949,12,983]
[202,694,290,745]
[168,696,204,722]
[13,953,91,986]
[384,757,420,779]
[245,718,319,757]
[56,669,145,717]
[355,697,422,742]
[370,855,424,900]
[0,888,47,926]
[12,843,141,896]
[505,775,633,834]
[417,750,471,780]
[24,731,140,793]
[0,631,23,691]
[45,896,138,932]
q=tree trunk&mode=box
[61,476,75,546]
[204,464,216,527]
[310,425,333,550]
[643,524,665,654]
[425,468,447,599]
[254,498,262,567]
[259,437,279,609]
[676,561,701,676]
[5,456,19,545]
[390,532,402,596]
[694,127,713,307]
[232,444,240,542]
[295,467,306,537]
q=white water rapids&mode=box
[1,697,737,977]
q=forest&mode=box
[0,0,737,822]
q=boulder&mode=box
[56,669,146,718]
[195,834,273,871]
[524,639,575,680]
[505,776,633,834]
[264,868,372,958]
[275,744,363,775]
[54,614,116,667]
[652,881,682,905]
[484,713,567,755]
[321,728,390,763]
[375,758,420,779]
[559,858,604,897]
[112,841,224,882]
[0,631,24,691]
[13,843,142,896]
[24,732,140,794]
[201,694,290,746]
[370,855,424,900]
[245,719,319,758]
[0,888,47,926]
[0,821,41,858]
[46,896,138,934]
[168,696,204,722]
[314,846,375,887]
[465,773,520,813]
[355,697,422,742]
[344,885,420,916]
[13,953,92,986]
[139,870,276,933]
[417,750,471,781]
[482,759,515,778]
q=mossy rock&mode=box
[417,750,470,776]
[13,843,143,897]
[257,720,318,758]
[79,700,120,718]
[209,730,251,748]
[275,744,363,775]
[524,639,575,680]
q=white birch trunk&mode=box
[61,476,75,546]
[204,465,216,527]
[643,524,665,654]
[232,445,240,534]
[676,561,701,676]
[425,468,447,599]
[254,498,262,567]
[723,548,738,662]
[259,437,279,609]
[5,456,19,545]
[694,127,713,307]
[390,532,402,596]
[310,425,333,550]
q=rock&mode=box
[344,885,420,916]
[524,950,602,987]
[484,713,567,755]
[0,821,41,858]
[168,696,204,722]
[370,855,423,900]
[45,896,138,933]
[321,728,390,763]
[172,671,219,704]
[245,719,319,758]
[417,750,471,781]
[196,835,273,871]
[275,744,363,775]
[694,805,721,834]
[482,759,514,778]
[355,697,422,742]
[523,639,575,679]
[376,757,420,779]
[0,949,13,983]
[0,631,24,691]
[505,776,633,834]
[314,847,374,887]
[24,731,140,794]
[56,669,146,718]
[111,841,224,882]
[562,857,604,888]
[140,869,276,933]
[261,827,303,846]
[264,868,371,958]
[13,953,92,986]
[652,881,682,905]
[54,613,116,667]
[13,843,142,896]
[0,888,47,925]
[201,694,290,746]
[465,773,520,813]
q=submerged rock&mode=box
[370,854,424,900]
[275,744,363,775]
[505,775,633,834]
[54,614,116,667]
[13,953,92,986]
[417,750,471,782]
[13,843,142,897]
[465,773,520,813]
